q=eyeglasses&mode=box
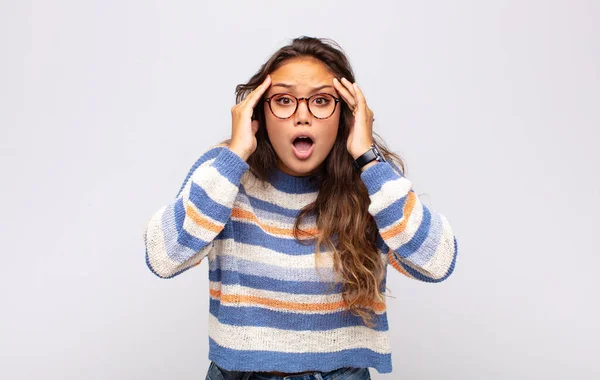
[264,92,341,119]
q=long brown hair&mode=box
[222,36,406,328]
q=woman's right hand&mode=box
[229,75,271,161]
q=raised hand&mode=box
[229,75,272,160]
[333,77,375,160]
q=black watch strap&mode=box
[352,143,385,170]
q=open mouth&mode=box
[291,136,315,160]
[292,136,314,152]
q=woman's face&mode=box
[263,57,341,177]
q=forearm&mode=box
[144,145,249,278]
[360,161,458,282]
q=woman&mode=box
[144,36,458,380]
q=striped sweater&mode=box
[143,143,458,374]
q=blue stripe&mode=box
[209,338,393,373]
[208,298,389,331]
[211,147,250,184]
[164,201,205,262]
[175,146,222,198]
[405,209,444,266]
[144,226,198,279]
[209,267,344,295]
[188,181,233,224]
[229,220,317,255]
[239,186,304,217]
[145,245,199,279]
[172,197,214,251]
[388,235,458,283]
[393,205,431,259]
[361,161,399,194]
[175,145,248,200]
[209,255,335,282]
[372,193,410,228]
[237,192,301,224]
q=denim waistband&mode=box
[206,361,371,380]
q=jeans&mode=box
[205,361,371,380]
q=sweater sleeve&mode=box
[143,144,249,279]
[360,160,458,283]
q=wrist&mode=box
[350,142,375,160]
[352,142,385,172]
[228,143,251,161]
[359,160,378,172]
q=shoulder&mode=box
[192,141,231,168]
[175,141,232,197]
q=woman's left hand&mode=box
[333,77,375,159]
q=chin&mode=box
[279,154,321,176]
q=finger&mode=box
[244,75,271,109]
[353,83,368,111]
[333,78,356,109]
[333,77,357,110]
[341,77,357,98]
[245,74,271,105]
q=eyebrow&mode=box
[271,83,334,92]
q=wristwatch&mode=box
[352,143,386,171]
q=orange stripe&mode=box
[232,208,319,237]
[191,257,204,268]
[387,250,411,278]
[380,191,417,240]
[185,202,223,233]
[210,289,386,313]
[184,202,319,237]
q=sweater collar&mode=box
[267,167,320,194]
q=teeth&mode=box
[293,135,313,143]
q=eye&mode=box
[311,95,332,106]
[273,94,295,106]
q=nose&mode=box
[294,98,311,125]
